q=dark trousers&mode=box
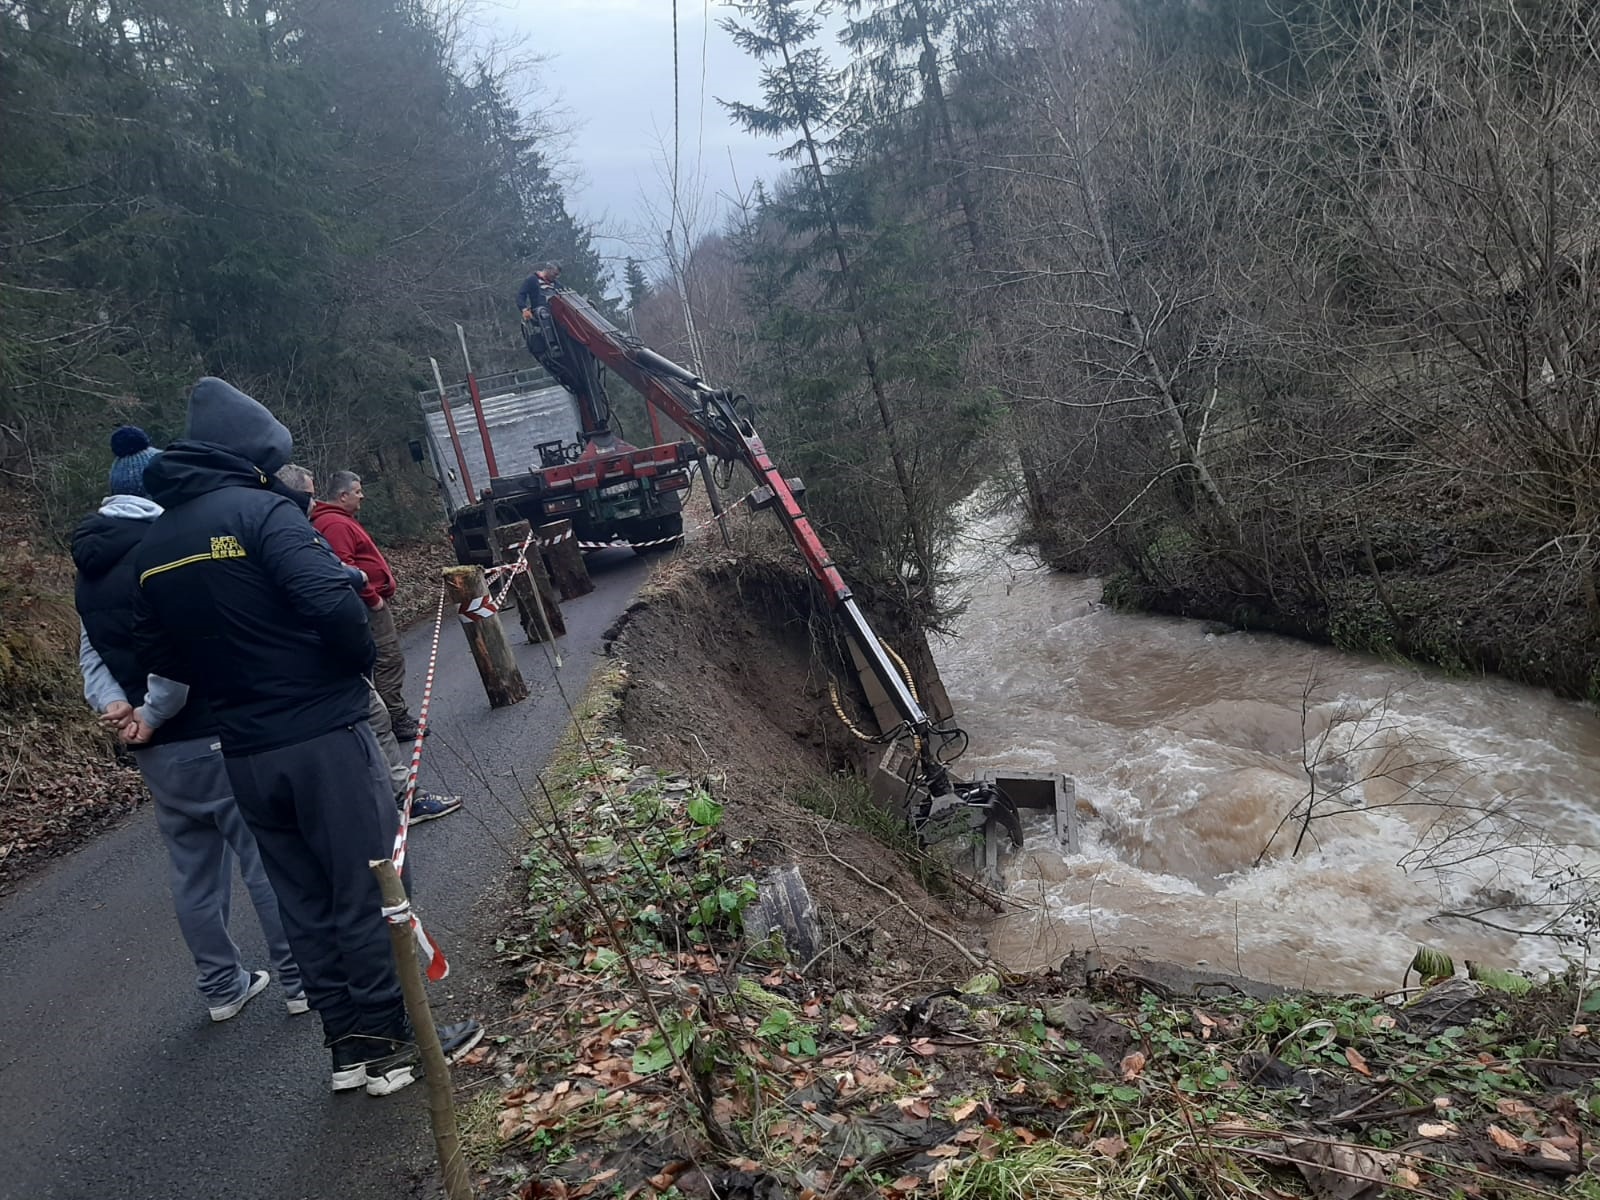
[225,725,404,1043]
[367,603,411,724]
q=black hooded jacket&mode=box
[132,440,377,756]
[72,510,216,747]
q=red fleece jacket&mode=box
[310,503,395,608]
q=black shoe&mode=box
[364,1018,485,1097]
[391,717,424,741]
[330,1033,395,1093]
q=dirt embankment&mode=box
[605,544,986,984]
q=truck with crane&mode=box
[500,275,1029,846]
[419,279,1051,848]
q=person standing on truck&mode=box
[132,379,481,1095]
[517,260,561,320]
[73,426,305,1023]
[310,471,422,742]
[280,464,460,825]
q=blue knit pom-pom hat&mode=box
[108,426,160,498]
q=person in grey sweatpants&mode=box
[71,428,303,1021]
[129,735,304,1017]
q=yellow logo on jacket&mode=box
[140,534,249,585]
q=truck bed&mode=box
[422,373,579,514]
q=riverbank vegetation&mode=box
[635,0,1600,698]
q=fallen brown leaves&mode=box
[0,718,145,890]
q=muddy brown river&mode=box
[931,527,1600,992]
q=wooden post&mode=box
[489,520,543,643]
[442,565,528,707]
[369,860,474,1200]
[538,519,594,600]
[494,521,565,642]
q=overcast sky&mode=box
[486,0,844,280]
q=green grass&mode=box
[792,771,964,897]
[944,1140,1102,1200]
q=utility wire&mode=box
[698,0,710,171]
[667,0,706,376]
[672,0,681,226]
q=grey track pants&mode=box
[136,736,301,1006]
[224,725,405,1043]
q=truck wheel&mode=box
[628,514,683,556]
[449,525,476,566]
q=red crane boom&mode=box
[529,282,1015,840]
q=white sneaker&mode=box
[287,992,311,1016]
[209,970,270,1022]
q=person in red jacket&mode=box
[310,471,421,740]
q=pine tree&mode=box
[721,0,941,607]
[624,258,652,315]
[0,0,605,537]
[465,68,610,304]
[842,0,1017,257]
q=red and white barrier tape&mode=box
[487,528,539,608]
[458,595,500,623]
[382,899,449,982]
[386,587,450,980]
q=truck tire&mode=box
[449,524,476,567]
[626,514,683,556]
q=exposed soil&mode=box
[603,542,988,987]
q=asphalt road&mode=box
[0,547,651,1200]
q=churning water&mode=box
[931,523,1600,992]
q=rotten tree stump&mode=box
[442,564,528,707]
[538,518,594,601]
[494,521,565,643]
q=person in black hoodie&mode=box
[73,427,304,1023]
[132,379,480,1096]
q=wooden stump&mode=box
[494,521,565,642]
[442,565,528,707]
[538,519,594,600]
